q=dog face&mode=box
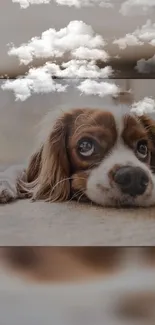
[23,108,155,207]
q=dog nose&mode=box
[114,166,149,196]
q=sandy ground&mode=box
[0,80,155,245]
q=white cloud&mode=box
[59,61,113,78]
[12,0,50,9]
[120,0,155,16]
[77,79,119,97]
[32,60,113,79]
[113,34,143,50]
[1,66,67,101]
[12,0,113,9]
[113,20,155,49]
[1,61,113,100]
[136,55,155,73]
[3,19,113,101]
[72,47,109,61]
[8,21,107,65]
[55,0,113,8]
[134,20,155,43]
[131,97,155,116]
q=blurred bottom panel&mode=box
[0,247,155,325]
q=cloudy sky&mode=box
[1,0,155,114]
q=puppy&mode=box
[1,107,155,207]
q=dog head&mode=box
[23,108,155,207]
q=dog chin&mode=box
[114,196,137,208]
[104,198,137,208]
[86,192,148,208]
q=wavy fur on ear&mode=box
[20,113,71,202]
[139,115,155,173]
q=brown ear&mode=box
[26,147,43,183]
[139,115,155,173]
[23,113,71,202]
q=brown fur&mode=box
[1,247,155,283]
[18,109,155,203]
[21,112,73,201]
[0,247,119,283]
[138,115,155,172]
[19,108,117,202]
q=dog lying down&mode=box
[0,248,155,325]
[1,107,155,207]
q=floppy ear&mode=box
[26,147,43,183]
[22,113,71,202]
[139,115,155,173]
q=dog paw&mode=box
[0,178,17,203]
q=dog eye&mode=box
[136,140,148,159]
[77,138,95,157]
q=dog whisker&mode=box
[77,192,85,203]
[69,190,84,202]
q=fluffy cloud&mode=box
[12,0,50,8]
[12,0,113,9]
[134,20,155,43]
[131,97,155,115]
[77,79,120,97]
[72,47,108,61]
[55,0,113,7]
[59,61,113,78]
[10,0,155,104]
[136,55,155,73]
[120,0,155,16]
[113,20,155,49]
[1,62,113,101]
[8,21,107,65]
[13,0,155,13]
[113,34,143,50]
[1,67,67,101]
[3,18,114,100]
[26,60,112,79]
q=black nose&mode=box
[114,166,149,196]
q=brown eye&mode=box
[136,140,148,159]
[77,138,95,157]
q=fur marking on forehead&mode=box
[122,114,150,146]
[72,109,117,133]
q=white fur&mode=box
[0,165,25,203]
[86,115,155,207]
